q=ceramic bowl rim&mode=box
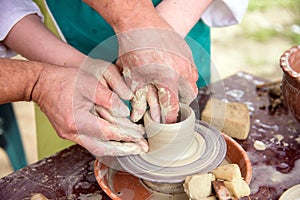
[280,45,300,80]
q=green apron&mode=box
[33,0,211,159]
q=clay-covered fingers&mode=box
[80,58,133,101]
[130,86,148,122]
[77,134,148,156]
[130,84,178,123]
[75,108,148,152]
[93,83,130,117]
[73,74,149,156]
[130,84,162,123]
[157,85,179,123]
[146,84,161,123]
[95,106,145,134]
[103,64,133,100]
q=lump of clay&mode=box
[201,98,250,140]
[183,173,216,200]
[30,194,49,200]
[223,178,250,199]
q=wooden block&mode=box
[212,180,233,200]
[201,98,250,140]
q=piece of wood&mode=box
[212,181,233,200]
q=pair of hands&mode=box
[33,29,198,157]
[2,0,200,157]
[33,59,148,157]
[31,0,199,157]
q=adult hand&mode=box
[116,28,198,123]
[81,0,199,123]
[32,59,149,157]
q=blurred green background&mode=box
[211,0,300,81]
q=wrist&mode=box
[31,62,51,105]
[83,0,172,33]
[113,8,171,33]
[0,59,44,104]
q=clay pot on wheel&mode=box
[143,103,196,165]
[280,45,300,123]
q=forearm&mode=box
[83,0,212,36]
[0,58,44,103]
[3,14,86,67]
[83,0,172,33]
[156,0,213,36]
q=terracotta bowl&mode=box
[280,45,300,123]
[222,133,252,184]
[94,133,252,200]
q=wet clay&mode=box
[117,120,226,183]
[142,104,196,165]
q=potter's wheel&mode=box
[117,120,226,183]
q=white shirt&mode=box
[0,0,43,57]
[0,0,248,58]
[202,0,249,27]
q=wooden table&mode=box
[1,72,299,199]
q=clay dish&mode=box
[141,103,197,166]
[94,133,252,200]
[279,184,300,200]
[115,104,226,183]
[117,119,227,183]
[280,45,300,123]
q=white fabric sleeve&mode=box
[202,0,249,27]
[0,0,44,58]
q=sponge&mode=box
[201,98,250,140]
[211,164,242,181]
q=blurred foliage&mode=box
[248,0,300,13]
[245,0,300,44]
[247,28,279,42]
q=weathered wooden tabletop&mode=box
[1,72,299,199]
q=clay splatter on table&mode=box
[1,72,299,200]
[197,72,300,199]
